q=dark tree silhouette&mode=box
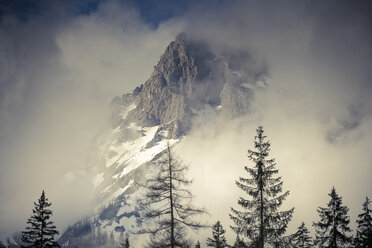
[195,241,201,248]
[290,222,313,248]
[21,190,60,248]
[355,197,372,248]
[206,221,228,248]
[313,187,352,248]
[138,143,205,248]
[232,236,247,248]
[229,126,294,248]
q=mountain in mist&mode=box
[55,33,268,248]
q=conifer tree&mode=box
[313,187,352,248]
[206,221,228,248]
[21,190,60,248]
[229,126,294,248]
[291,222,313,248]
[195,241,201,248]
[233,236,247,248]
[138,143,205,248]
[355,197,372,248]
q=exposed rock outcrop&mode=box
[110,33,267,138]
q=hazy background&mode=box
[1,0,371,244]
[0,0,182,240]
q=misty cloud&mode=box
[171,0,372,243]
[0,0,182,240]
[1,0,372,246]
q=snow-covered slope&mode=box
[58,103,179,247]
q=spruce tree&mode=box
[313,187,352,248]
[21,190,60,248]
[291,222,313,248]
[229,126,294,248]
[355,197,372,248]
[233,236,247,248]
[206,221,228,248]
[138,143,205,248]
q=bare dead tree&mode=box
[138,143,206,248]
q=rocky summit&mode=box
[57,33,267,248]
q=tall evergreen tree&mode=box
[21,190,60,248]
[313,187,352,248]
[355,197,372,248]
[290,222,313,248]
[138,143,205,248]
[206,221,228,248]
[229,126,294,248]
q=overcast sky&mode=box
[0,0,371,244]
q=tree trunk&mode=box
[168,145,175,248]
[259,161,264,248]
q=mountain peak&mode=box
[174,32,187,43]
[121,34,214,136]
[59,33,268,248]
[112,33,266,137]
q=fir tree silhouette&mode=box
[355,197,372,248]
[21,190,60,248]
[230,126,294,248]
[313,187,352,247]
[290,222,313,248]
[206,221,228,248]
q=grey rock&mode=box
[110,33,268,137]
[220,81,253,117]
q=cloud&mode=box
[170,0,372,244]
[0,0,183,240]
[176,91,372,244]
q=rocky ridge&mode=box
[57,33,268,248]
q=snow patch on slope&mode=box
[105,125,158,168]
[112,180,134,199]
[116,137,178,179]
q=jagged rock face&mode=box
[111,33,266,138]
[57,33,268,248]
[151,33,214,97]
[220,81,253,117]
[133,33,218,136]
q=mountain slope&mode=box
[58,33,267,248]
